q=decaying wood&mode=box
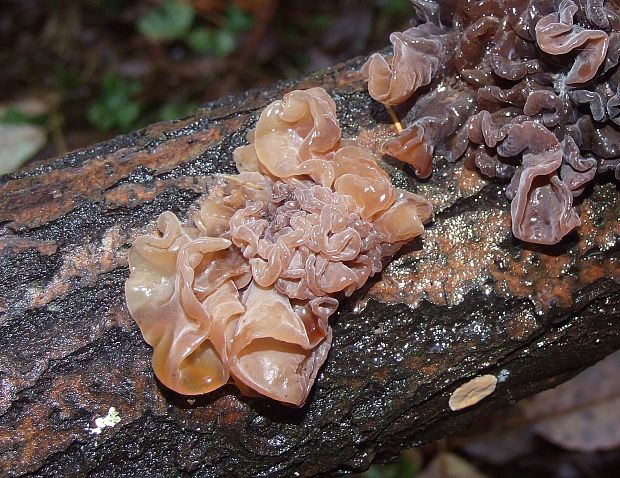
[0,57,618,477]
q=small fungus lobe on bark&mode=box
[449,374,498,411]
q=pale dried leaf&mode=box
[461,424,537,465]
[522,350,620,452]
[417,452,489,478]
[0,124,46,174]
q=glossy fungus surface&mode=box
[125,88,433,405]
[363,0,620,245]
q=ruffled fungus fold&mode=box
[363,0,620,245]
[126,87,433,406]
[361,24,455,105]
[500,122,581,245]
[535,0,609,84]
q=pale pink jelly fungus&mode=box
[125,87,433,406]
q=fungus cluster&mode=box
[125,88,432,405]
[363,0,620,245]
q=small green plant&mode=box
[0,107,46,126]
[222,4,254,32]
[137,0,196,42]
[186,27,236,57]
[158,100,198,121]
[186,5,254,57]
[87,73,142,131]
[137,1,254,57]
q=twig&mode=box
[386,105,403,133]
[49,112,67,156]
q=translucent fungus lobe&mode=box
[126,87,433,405]
[363,0,620,245]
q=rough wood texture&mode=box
[0,56,619,477]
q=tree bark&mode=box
[0,56,618,478]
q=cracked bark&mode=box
[0,56,619,478]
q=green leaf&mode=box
[185,26,236,57]
[87,103,110,130]
[223,5,254,33]
[115,102,141,130]
[138,0,196,42]
[158,101,197,121]
[87,73,142,132]
[186,27,214,54]
[211,29,236,57]
[0,107,42,125]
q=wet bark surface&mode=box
[0,56,619,477]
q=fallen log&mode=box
[0,56,618,477]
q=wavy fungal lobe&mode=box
[362,0,620,245]
[125,88,433,406]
